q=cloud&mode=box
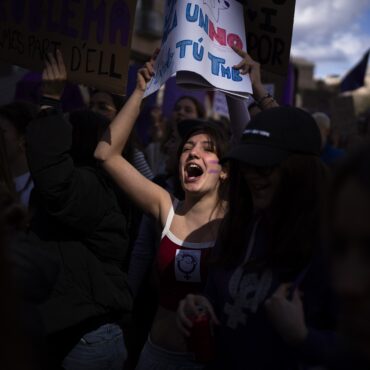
[291,0,370,76]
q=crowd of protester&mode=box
[0,45,370,370]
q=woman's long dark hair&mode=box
[217,159,253,266]
[268,155,329,273]
[218,154,330,274]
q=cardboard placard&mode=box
[244,0,296,76]
[0,0,137,95]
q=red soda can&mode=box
[187,305,215,363]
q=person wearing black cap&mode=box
[95,54,231,369]
[178,106,338,370]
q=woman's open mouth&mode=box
[185,163,204,182]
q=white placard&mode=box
[144,0,252,99]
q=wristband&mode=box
[256,93,273,106]
[256,94,276,110]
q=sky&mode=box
[291,0,370,79]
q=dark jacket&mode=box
[205,217,337,370]
[8,231,59,370]
[26,110,133,340]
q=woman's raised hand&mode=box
[231,46,278,106]
[232,46,262,91]
[42,49,67,100]
[177,294,220,337]
[136,48,160,92]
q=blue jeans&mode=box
[62,323,127,370]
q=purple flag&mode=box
[281,62,296,106]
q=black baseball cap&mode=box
[222,106,321,166]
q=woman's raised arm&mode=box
[232,46,279,109]
[94,52,172,224]
[94,55,156,161]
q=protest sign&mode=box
[244,0,295,76]
[0,0,136,95]
[145,0,252,99]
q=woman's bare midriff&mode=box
[150,305,189,352]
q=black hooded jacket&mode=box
[26,109,133,338]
